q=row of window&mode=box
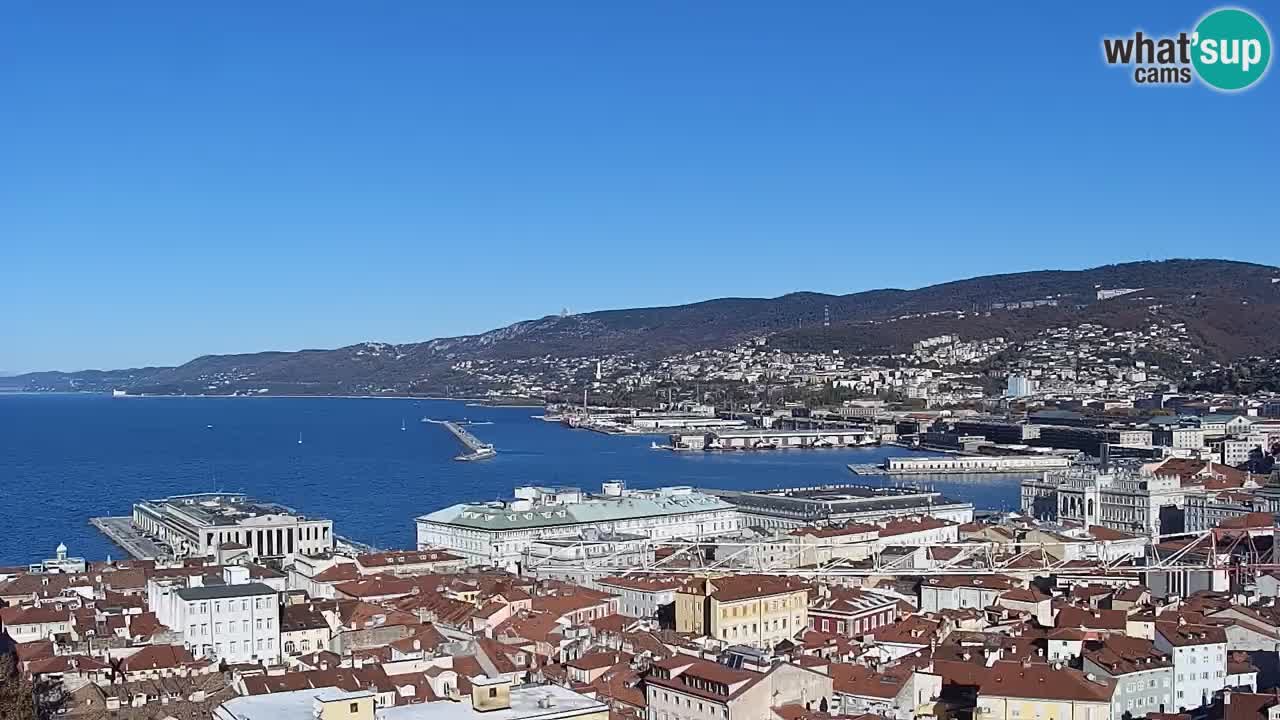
[192,598,272,614]
[186,617,273,636]
[202,637,274,656]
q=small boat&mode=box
[650,441,665,450]
[297,432,303,445]
[401,419,407,432]
[206,424,214,429]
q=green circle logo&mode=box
[1192,8,1272,90]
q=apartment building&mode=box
[675,574,808,649]
[808,586,899,637]
[148,566,281,664]
[1154,622,1228,712]
[1082,636,1174,717]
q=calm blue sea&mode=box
[0,394,1028,565]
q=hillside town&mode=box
[449,312,1222,410]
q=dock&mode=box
[442,421,497,461]
[90,516,169,560]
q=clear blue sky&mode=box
[2,2,1277,372]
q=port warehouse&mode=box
[671,428,875,450]
[876,455,1072,474]
[417,482,976,567]
[949,418,1155,456]
[131,493,334,560]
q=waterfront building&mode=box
[711,485,974,530]
[132,493,334,562]
[1020,465,1191,537]
[416,483,739,568]
[147,565,281,665]
[1034,426,1153,457]
[952,420,1042,444]
[881,455,1071,474]
[674,574,809,648]
[27,542,87,574]
[702,427,874,449]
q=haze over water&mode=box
[0,394,1030,565]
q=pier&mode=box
[442,421,497,461]
[90,516,168,560]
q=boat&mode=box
[297,432,303,445]
[206,424,214,429]
[401,419,407,432]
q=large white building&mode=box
[712,485,973,530]
[147,566,281,665]
[133,493,334,562]
[416,483,739,568]
[1020,466,1190,537]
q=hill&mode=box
[12,259,1280,396]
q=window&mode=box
[489,689,498,699]
[351,703,359,713]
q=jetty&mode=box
[442,421,497,461]
[90,516,168,560]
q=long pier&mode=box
[90,516,168,560]
[442,421,496,461]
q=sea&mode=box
[0,394,1032,566]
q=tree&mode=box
[0,653,68,720]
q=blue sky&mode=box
[2,2,1277,372]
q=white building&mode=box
[132,493,334,561]
[1007,374,1035,398]
[1154,622,1227,712]
[1021,466,1191,537]
[148,566,281,665]
[416,483,739,568]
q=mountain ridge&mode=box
[10,259,1280,396]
